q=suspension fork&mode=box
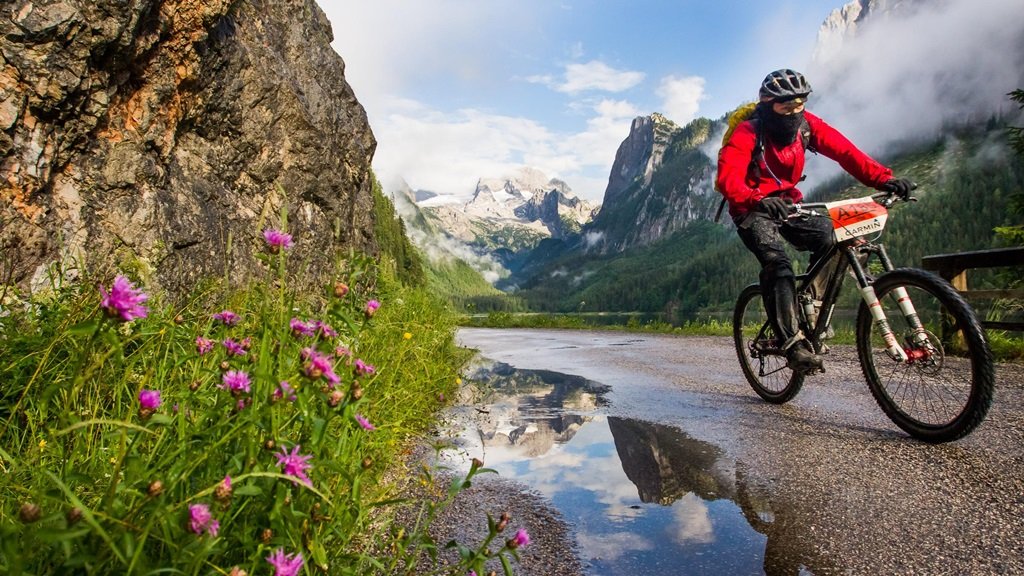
[845,244,918,362]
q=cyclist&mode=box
[716,68,913,372]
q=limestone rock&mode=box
[0,0,376,298]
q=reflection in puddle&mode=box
[443,359,806,575]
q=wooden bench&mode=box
[921,247,1024,331]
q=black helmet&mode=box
[759,69,812,101]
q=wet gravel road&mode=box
[449,327,1024,575]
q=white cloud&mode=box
[657,75,707,125]
[556,60,646,94]
[805,0,1024,167]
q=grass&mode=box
[0,239,528,575]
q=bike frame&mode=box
[752,193,931,364]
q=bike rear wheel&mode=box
[733,284,805,403]
[856,268,994,443]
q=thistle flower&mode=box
[99,275,149,321]
[333,282,349,298]
[354,359,376,377]
[365,299,381,317]
[212,310,239,326]
[265,548,304,576]
[196,336,215,355]
[220,370,251,394]
[355,414,375,431]
[508,527,530,549]
[222,338,247,356]
[301,347,339,384]
[312,320,337,339]
[138,389,161,410]
[188,503,219,536]
[263,229,293,253]
[274,444,313,486]
[273,381,297,402]
[289,318,315,338]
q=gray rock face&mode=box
[585,113,716,254]
[1,0,376,297]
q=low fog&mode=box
[802,0,1024,187]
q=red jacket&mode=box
[716,110,893,221]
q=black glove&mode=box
[756,196,792,220]
[881,178,916,199]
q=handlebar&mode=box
[793,184,918,216]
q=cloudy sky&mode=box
[320,0,1024,203]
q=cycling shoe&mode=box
[787,345,824,373]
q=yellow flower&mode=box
[456,377,462,385]
[38,439,46,450]
[109,457,117,464]
[403,332,412,340]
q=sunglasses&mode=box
[774,95,808,104]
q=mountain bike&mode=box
[732,190,994,443]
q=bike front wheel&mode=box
[856,268,995,443]
[733,284,805,403]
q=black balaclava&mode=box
[758,102,804,146]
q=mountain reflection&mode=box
[450,359,833,575]
[608,416,736,506]
[461,360,610,458]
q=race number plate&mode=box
[825,197,888,241]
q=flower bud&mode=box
[261,528,273,544]
[496,511,510,533]
[471,457,484,470]
[189,380,201,391]
[229,567,248,576]
[174,314,185,324]
[66,507,83,525]
[333,282,349,298]
[19,502,41,523]
[215,476,232,502]
[351,386,363,401]
[219,361,231,371]
[147,480,164,497]
[329,389,344,407]
[264,440,276,450]
[361,457,373,469]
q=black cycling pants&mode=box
[736,213,835,345]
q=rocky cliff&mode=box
[1,0,376,297]
[584,113,717,253]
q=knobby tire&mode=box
[855,268,994,443]
[733,284,805,403]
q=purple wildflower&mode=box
[301,347,339,383]
[312,320,337,339]
[265,548,304,576]
[220,370,251,394]
[99,275,149,321]
[355,414,376,431]
[509,527,530,549]
[212,310,239,326]
[196,336,215,355]
[334,345,351,357]
[263,229,294,253]
[354,359,376,377]
[273,381,297,402]
[274,444,313,486]
[365,299,381,317]
[188,503,218,536]
[138,389,161,410]
[290,318,315,338]
[222,338,247,356]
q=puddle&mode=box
[441,358,803,575]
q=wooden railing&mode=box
[921,246,1024,331]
